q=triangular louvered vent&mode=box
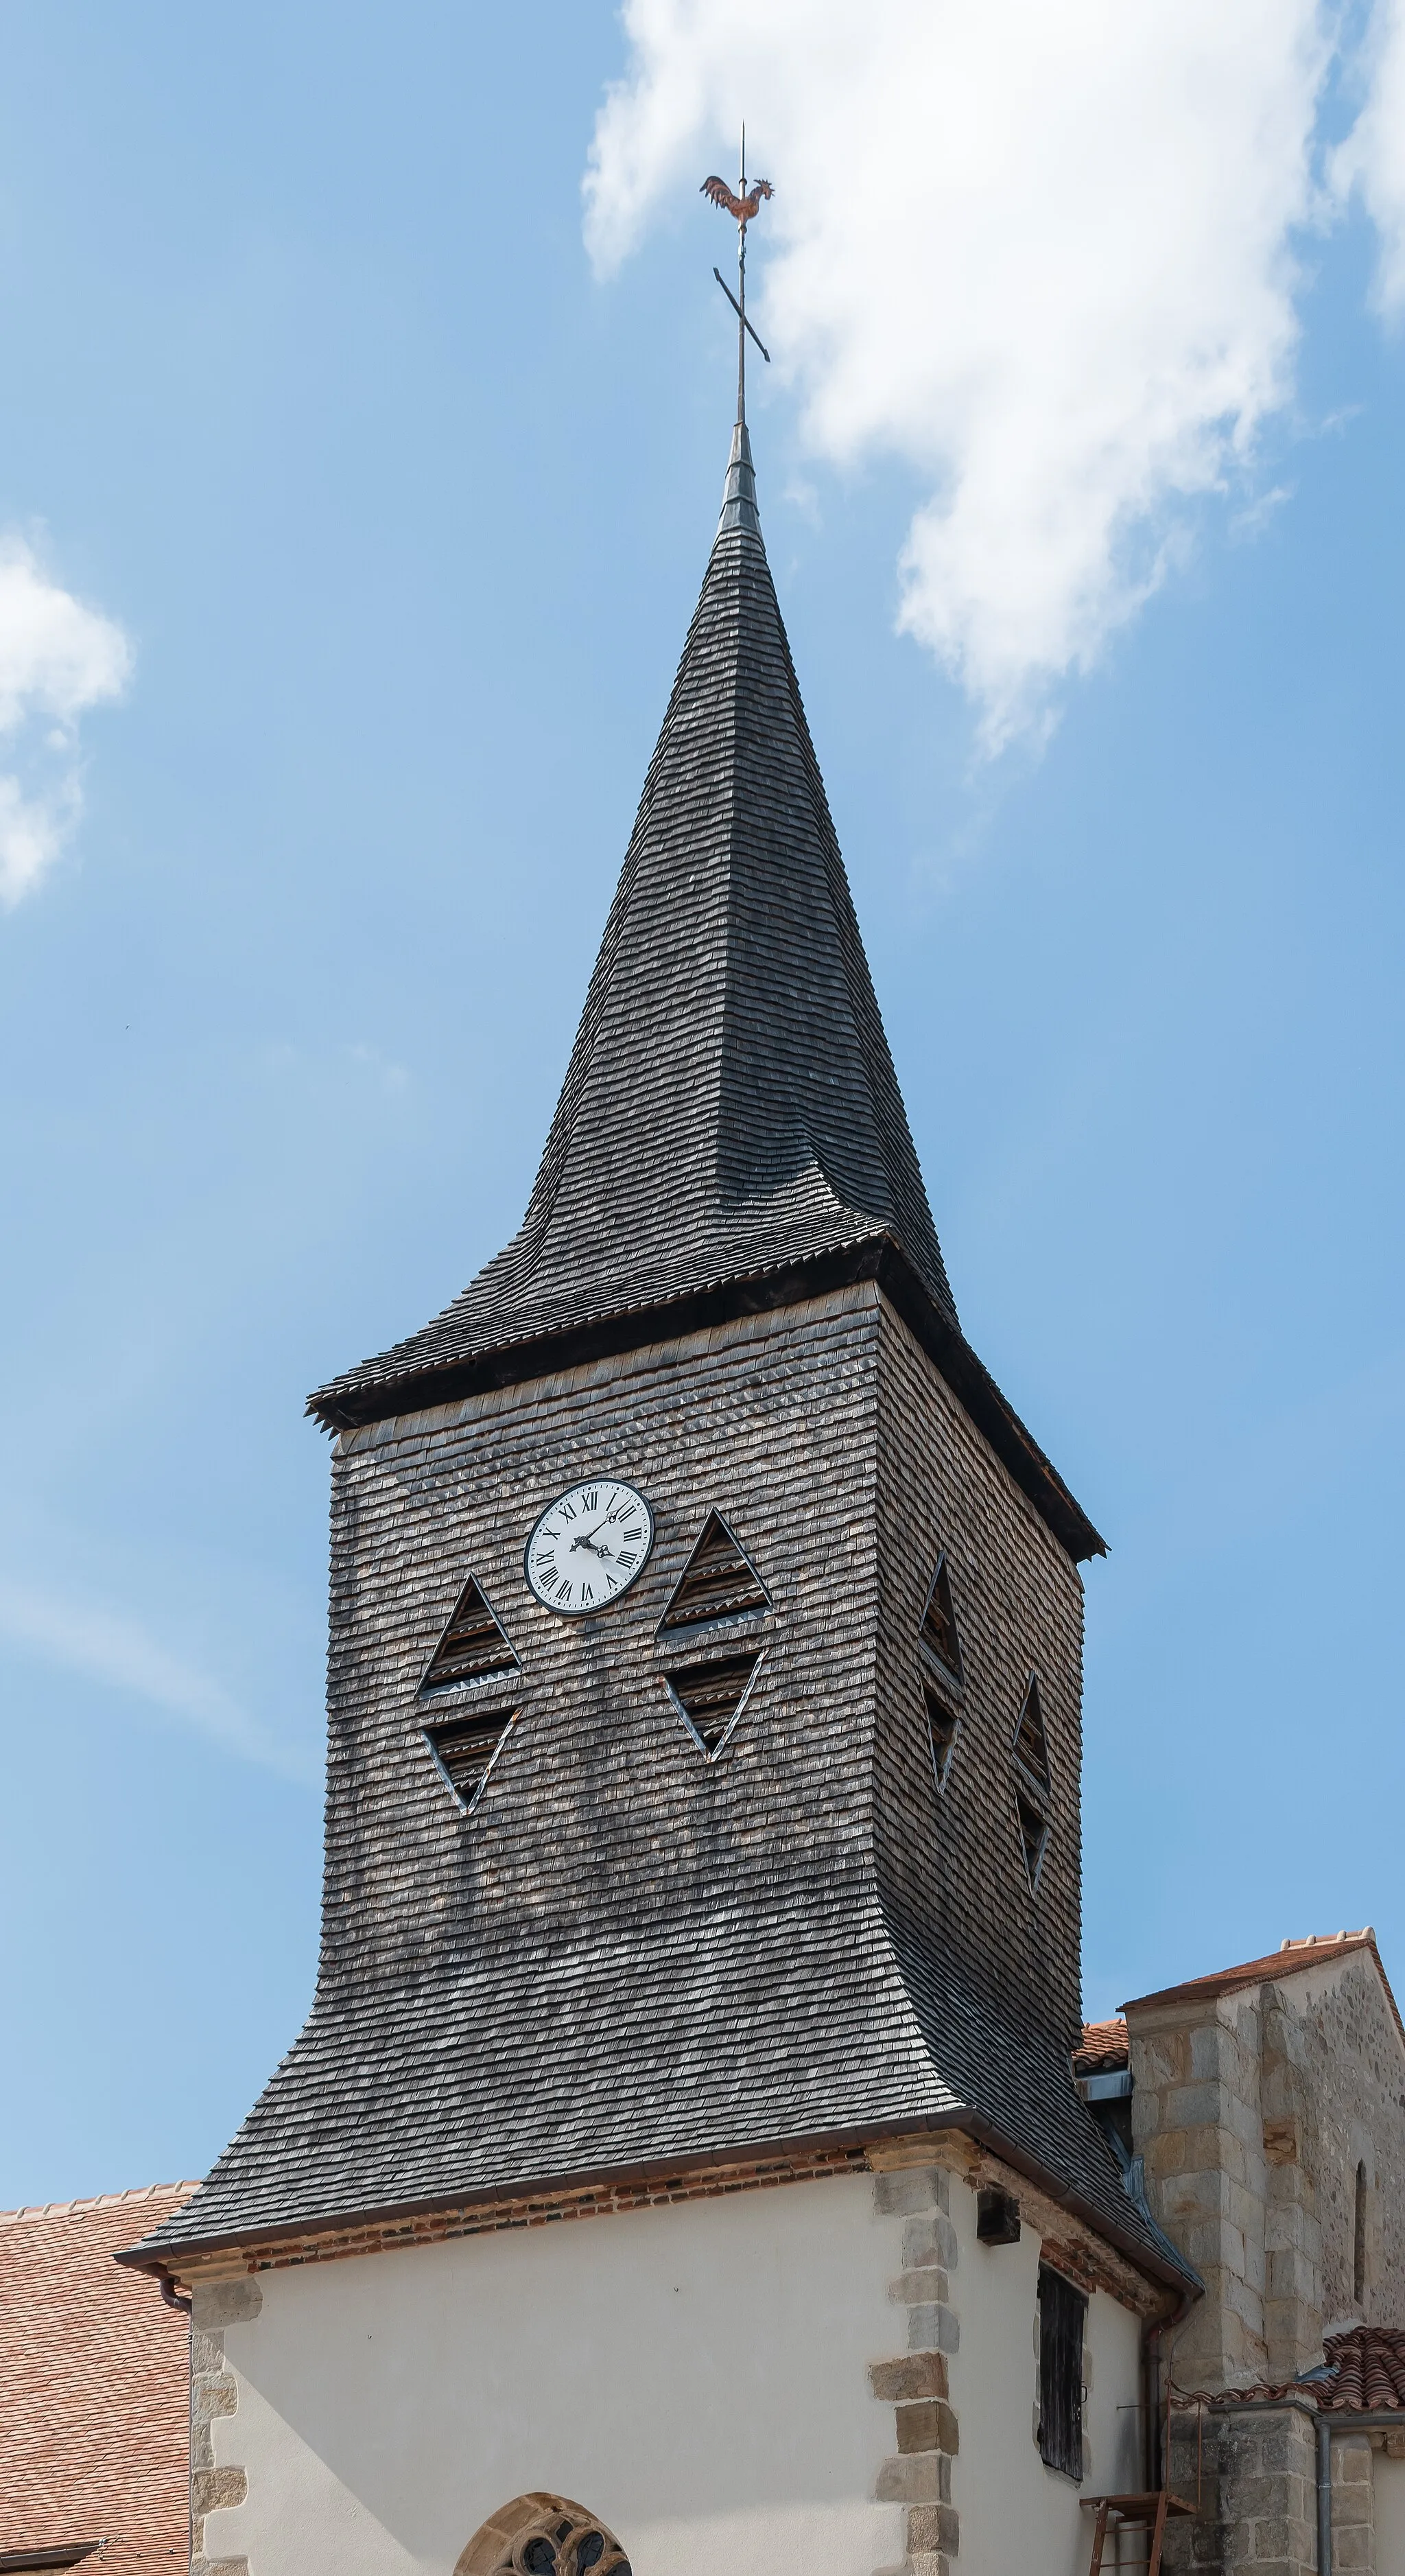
[425,1708,518,1812]
[1015,1783,1050,1890]
[924,1682,960,1793]
[663,1650,764,1758]
[1013,1676,1051,1792]
[421,1576,519,1693]
[919,1553,963,1683]
[659,1512,769,1635]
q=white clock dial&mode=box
[524,1478,655,1616]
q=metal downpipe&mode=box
[1317,2411,1332,2576]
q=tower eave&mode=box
[307,1237,1106,1565]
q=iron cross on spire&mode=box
[702,128,772,423]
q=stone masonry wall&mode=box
[1163,2400,1318,2576]
[1130,1947,1405,2576]
[190,2278,260,2576]
[869,2160,961,2576]
[1294,1952,1405,2332]
[1129,1947,1405,2395]
[1130,1987,1277,2392]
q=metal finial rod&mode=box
[712,271,770,366]
[737,124,746,423]
[700,139,775,424]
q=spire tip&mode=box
[717,417,761,539]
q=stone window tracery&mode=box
[455,2494,631,2576]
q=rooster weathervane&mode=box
[701,127,772,423]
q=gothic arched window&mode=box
[455,2494,631,2576]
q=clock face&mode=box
[524,1478,655,1616]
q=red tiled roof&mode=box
[1074,2017,1129,2075]
[1321,2326,1405,2413]
[1122,1930,1405,2054]
[0,2183,197,2576]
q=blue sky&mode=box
[2,1,1402,2206]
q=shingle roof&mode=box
[314,421,950,1397]
[307,428,1100,1563]
[127,1888,1188,2288]
[0,2184,196,2576]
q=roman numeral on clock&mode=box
[526,1479,654,1616]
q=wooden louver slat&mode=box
[923,1683,959,1792]
[659,1512,768,1634]
[421,1576,519,1692]
[663,1651,762,1757]
[426,1709,517,1811]
[1037,2264,1087,2479]
[919,1553,963,1683]
[1015,1785,1050,1890]
[1013,1674,1051,1791]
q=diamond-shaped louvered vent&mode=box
[1013,1676,1051,1792]
[1012,1676,1051,1889]
[421,1576,519,1693]
[924,1682,960,1792]
[659,1512,769,1635]
[919,1553,963,1683]
[426,1709,517,1812]
[663,1651,763,1758]
[1015,1784,1050,1890]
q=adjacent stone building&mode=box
[1072,1930,1405,2568]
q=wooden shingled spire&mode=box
[308,411,1102,1566]
[311,419,960,1427]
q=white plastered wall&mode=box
[203,2166,1148,2576]
[946,2172,1144,2576]
[204,2174,910,2576]
[1377,2451,1405,2575]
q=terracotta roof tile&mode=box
[1122,1931,1403,2036]
[1320,2326,1405,2413]
[1074,2017,1129,2075]
[0,2184,196,2571]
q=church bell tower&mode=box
[142,408,1129,2251]
[128,396,1188,2576]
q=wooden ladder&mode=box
[1083,2490,1194,2573]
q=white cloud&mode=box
[0,1574,316,1783]
[1332,0,1405,313]
[0,535,130,904]
[585,0,1358,742]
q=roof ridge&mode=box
[1123,1930,1381,2011]
[0,2181,200,2223]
